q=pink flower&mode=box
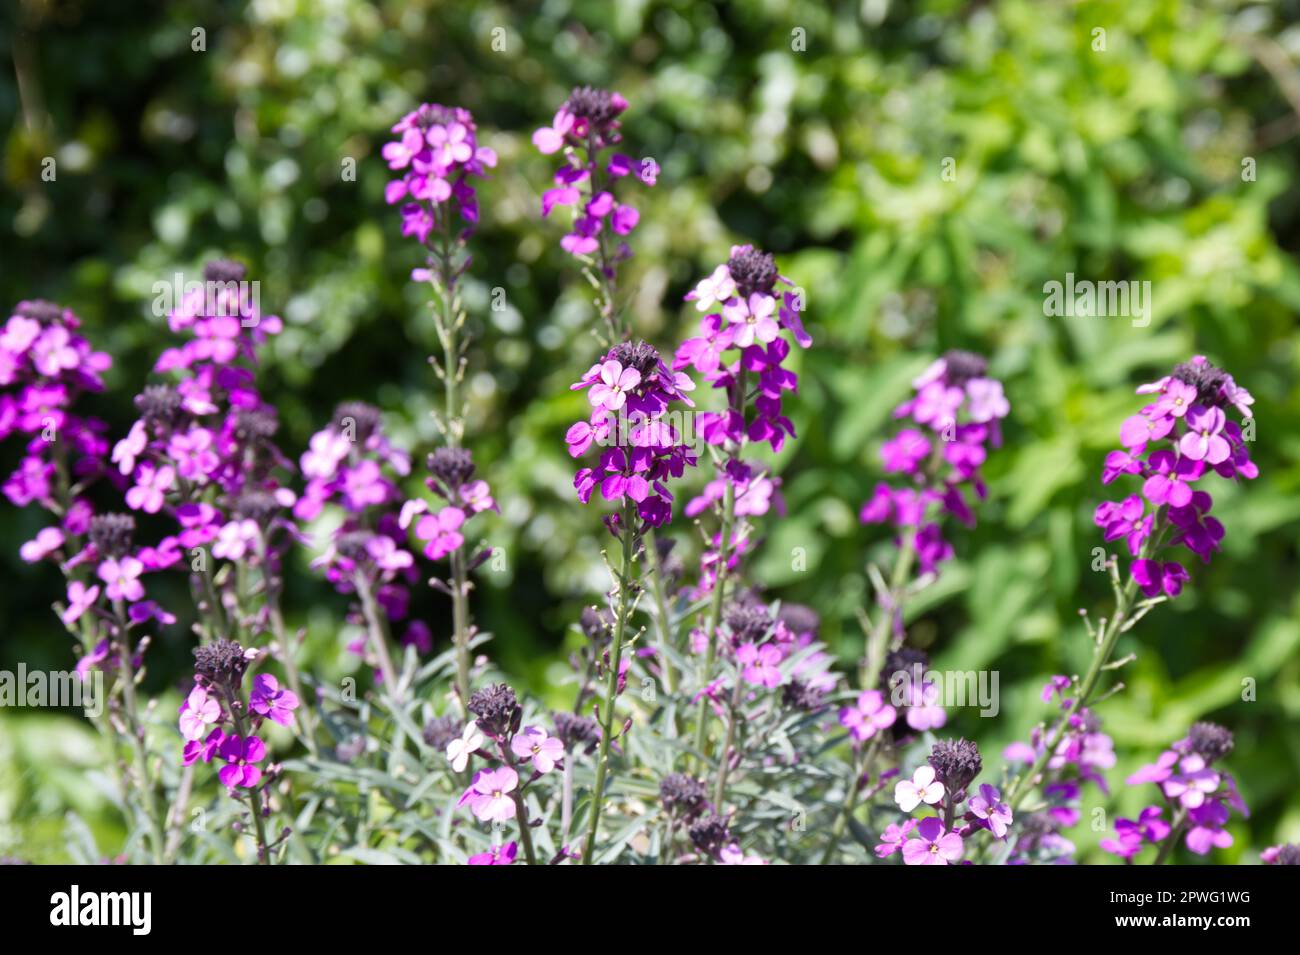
[688,265,736,312]
[1152,379,1197,418]
[901,817,963,865]
[839,689,897,742]
[20,526,63,562]
[1141,450,1202,508]
[894,765,944,812]
[510,725,564,774]
[212,519,260,561]
[458,766,519,824]
[179,684,222,741]
[97,557,145,602]
[125,462,175,514]
[874,819,918,857]
[737,642,783,688]
[415,506,466,560]
[112,421,147,475]
[249,674,299,727]
[730,293,779,348]
[1179,405,1231,465]
[468,842,518,866]
[61,580,100,627]
[588,360,640,412]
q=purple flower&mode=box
[61,580,100,628]
[20,526,63,562]
[468,843,518,866]
[901,816,963,865]
[458,766,519,824]
[968,783,1013,838]
[97,556,145,602]
[1131,558,1189,598]
[736,642,783,688]
[1141,450,1202,507]
[217,734,266,788]
[839,689,897,742]
[873,819,918,858]
[588,360,640,412]
[414,506,466,560]
[510,726,565,774]
[1179,405,1231,464]
[249,674,300,727]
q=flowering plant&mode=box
[2,84,1290,871]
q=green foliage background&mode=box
[1,0,1297,862]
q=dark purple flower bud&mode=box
[777,602,820,637]
[134,384,184,428]
[928,737,983,794]
[422,714,461,750]
[1185,722,1234,764]
[232,489,281,525]
[659,772,709,820]
[564,86,621,127]
[781,679,826,712]
[687,814,731,858]
[467,683,520,738]
[203,259,247,284]
[727,246,778,298]
[880,647,929,691]
[940,349,989,385]
[1171,359,1230,404]
[723,601,772,645]
[1271,844,1300,865]
[13,299,65,325]
[427,446,476,492]
[89,513,135,559]
[553,711,600,753]
[192,639,248,692]
[332,401,383,445]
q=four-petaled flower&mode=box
[446,721,484,772]
[510,725,564,774]
[901,816,963,866]
[894,765,945,812]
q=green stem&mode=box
[581,500,637,864]
[261,531,315,756]
[643,528,677,696]
[113,604,165,863]
[819,739,878,865]
[692,478,735,762]
[500,742,538,865]
[1005,576,1140,813]
[355,573,400,698]
[711,661,744,810]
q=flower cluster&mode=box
[383,103,496,244]
[1097,356,1257,597]
[1000,674,1117,864]
[1,299,112,511]
[1103,722,1247,859]
[401,446,496,565]
[567,340,698,528]
[859,350,1009,575]
[110,261,299,613]
[878,738,1006,866]
[674,244,811,455]
[179,639,299,790]
[533,86,652,262]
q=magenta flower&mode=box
[1179,405,1230,464]
[510,725,565,774]
[894,765,944,812]
[217,734,266,788]
[1131,558,1189,598]
[414,506,466,560]
[19,526,63,562]
[125,462,175,514]
[588,360,640,412]
[901,817,963,865]
[458,766,519,824]
[249,674,300,727]
[468,842,518,866]
[873,819,918,858]
[61,580,100,628]
[212,518,260,561]
[968,784,1013,838]
[737,642,783,688]
[97,556,145,602]
[839,689,897,742]
[1141,450,1203,507]
[183,727,225,767]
